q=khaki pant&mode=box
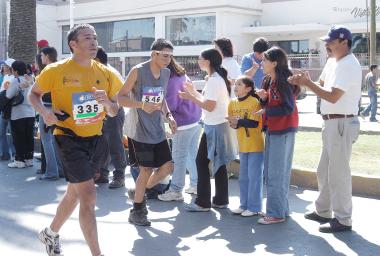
[315,116,360,226]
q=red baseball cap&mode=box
[36,39,49,48]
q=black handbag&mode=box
[0,78,25,119]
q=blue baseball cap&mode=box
[320,25,352,42]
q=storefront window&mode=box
[271,40,309,54]
[125,56,150,76]
[352,33,380,53]
[166,14,216,46]
[62,18,155,54]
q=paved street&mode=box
[0,162,380,256]
[1,93,379,256]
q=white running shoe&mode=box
[184,186,197,195]
[8,160,26,168]
[38,228,63,255]
[231,208,245,215]
[25,159,34,167]
[157,190,184,201]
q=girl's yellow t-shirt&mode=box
[228,96,264,153]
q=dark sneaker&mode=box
[38,228,63,255]
[319,218,352,233]
[128,208,151,226]
[145,188,160,199]
[39,175,59,181]
[94,174,109,184]
[109,177,125,189]
[211,202,228,209]
[304,211,332,224]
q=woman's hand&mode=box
[226,116,238,129]
[256,89,268,100]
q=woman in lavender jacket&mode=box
[157,58,202,201]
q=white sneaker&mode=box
[157,190,184,201]
[8,160,26,168]
[184,186,197,195]
[241,210,263,217]
[25,159,34,167]
[231,208,245,215]
[38,228,63,255]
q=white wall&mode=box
[36,5,60,54]
[261,0,380,26]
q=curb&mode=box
[291,168,380,198]
[228,161,380,198]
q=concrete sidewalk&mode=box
[0,162,379,256]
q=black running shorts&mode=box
[129,139,172,168]
[55,135,108,183]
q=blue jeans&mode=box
[362,89,378,120]
[170,124,201,192]
[239,152,264,212]
[39,117,63,177]
[264,132,295,219]
[0,118,14,158]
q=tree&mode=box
[8,0,36,64]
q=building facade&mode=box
[28,0,380,77]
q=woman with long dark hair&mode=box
[157,57,202,201]
[179,48,235,211]
[255,47,300,224]
[6,61,36,168]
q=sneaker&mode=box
[184,202,210,212]
[94,174,109,184]
[184,186,197,195]
[157,190,184,201]
[370,118,378,122]
[39,175,59,181]
[319,218,352,233]
[25,159,34,167]
[8,160,26,168]
[304,211,332,224]
[241,210,262,217]
[108,177,125,189]
[211,202,228,209]
[128,208,151,226]
[38,228,63,256]
[231,208,245,215]
[258,216,286,225]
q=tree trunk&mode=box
[8,0,36,64]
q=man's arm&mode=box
[288,71,344,104]
[28,83,59,126]
[117,67,160,113]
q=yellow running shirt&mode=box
[228,96,264,153]
[36,58,122,137]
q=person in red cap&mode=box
[37,40,49,52]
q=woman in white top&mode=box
[6,61,35,168]
[179,48,235,212]
[213,37,241,158]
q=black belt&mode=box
[322,114,354,120]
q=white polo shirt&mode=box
[319,53,362,115]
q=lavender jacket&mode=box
[166,74,201,127]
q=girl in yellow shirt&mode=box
[227,76,264,216]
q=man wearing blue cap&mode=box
[288,25,362,233]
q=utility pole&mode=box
[0,0,7,60]
[370,0,377,65]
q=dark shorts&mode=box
[129,138,172,168]
[55,135,108,183]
